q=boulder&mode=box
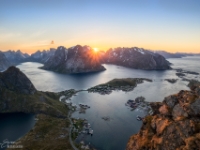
[159,104,170,116]
[172,104,188,120]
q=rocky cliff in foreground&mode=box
[127,80,200,150]
[41,45,106,73]
[103,47,171,70]
[0,52,12,71]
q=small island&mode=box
[88,78,152,95]
[165,79,178,83]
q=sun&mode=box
[93,48,99,52]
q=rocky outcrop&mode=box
[29,48,56,63]
[0,66,36,94]
[3,50,29,64]
[126,81,200,150]
[41,45,106,73]
[0,52,12,71]
[103,47,171,70]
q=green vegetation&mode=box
[7,114,72,150]
[71,118,85,140]
[0,88,68,117]
[0,88,75,150]
[98,78,152,87]
[88,78,152,94]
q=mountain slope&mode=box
[0,66,36,94]
[103,47,171,70]
[0,52,12,71]
[41,45,106,73]
[0,66,68,117]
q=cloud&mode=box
[30,30,46,38]
[28,40,55,47]
[51,40,54,44]
[0,32,21,41]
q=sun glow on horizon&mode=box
[93,48,99,52]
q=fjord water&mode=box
[71,91,143,150]
[168,56,200,73]
[15,56,200,150]
[0,113,35,150]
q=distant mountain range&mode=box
[3,50,29,64]
[154,50,199,59]
[0,46,199,72]
[28,48,56,63]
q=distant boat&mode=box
[79,103,90,109]
[89,129,93,135]
[136,115,143,121]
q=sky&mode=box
[0,0,200,54]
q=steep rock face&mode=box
[127,81,200,150]
[42,45,106,73]
[3,50,29,64]
[29,48,56,63]
[103,47,171,70]
[0,66,36,94]
[0,52,12,71]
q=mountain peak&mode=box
[0,66,36,94]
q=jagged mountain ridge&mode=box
[2,45,172,72]
[103,47,171,70]
[3,50,29,64]
[2,49,56,64]
[29,48,56,63]
[41,45,106,73]
[0,52,12,71]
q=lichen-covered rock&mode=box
[159,104,170,116]
[189,99,200,116]
[163,95,178,109]
[172,104,188,119]
[126,81,200,150]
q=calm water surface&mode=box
[17,58,199,92]
[0,113,35,150]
